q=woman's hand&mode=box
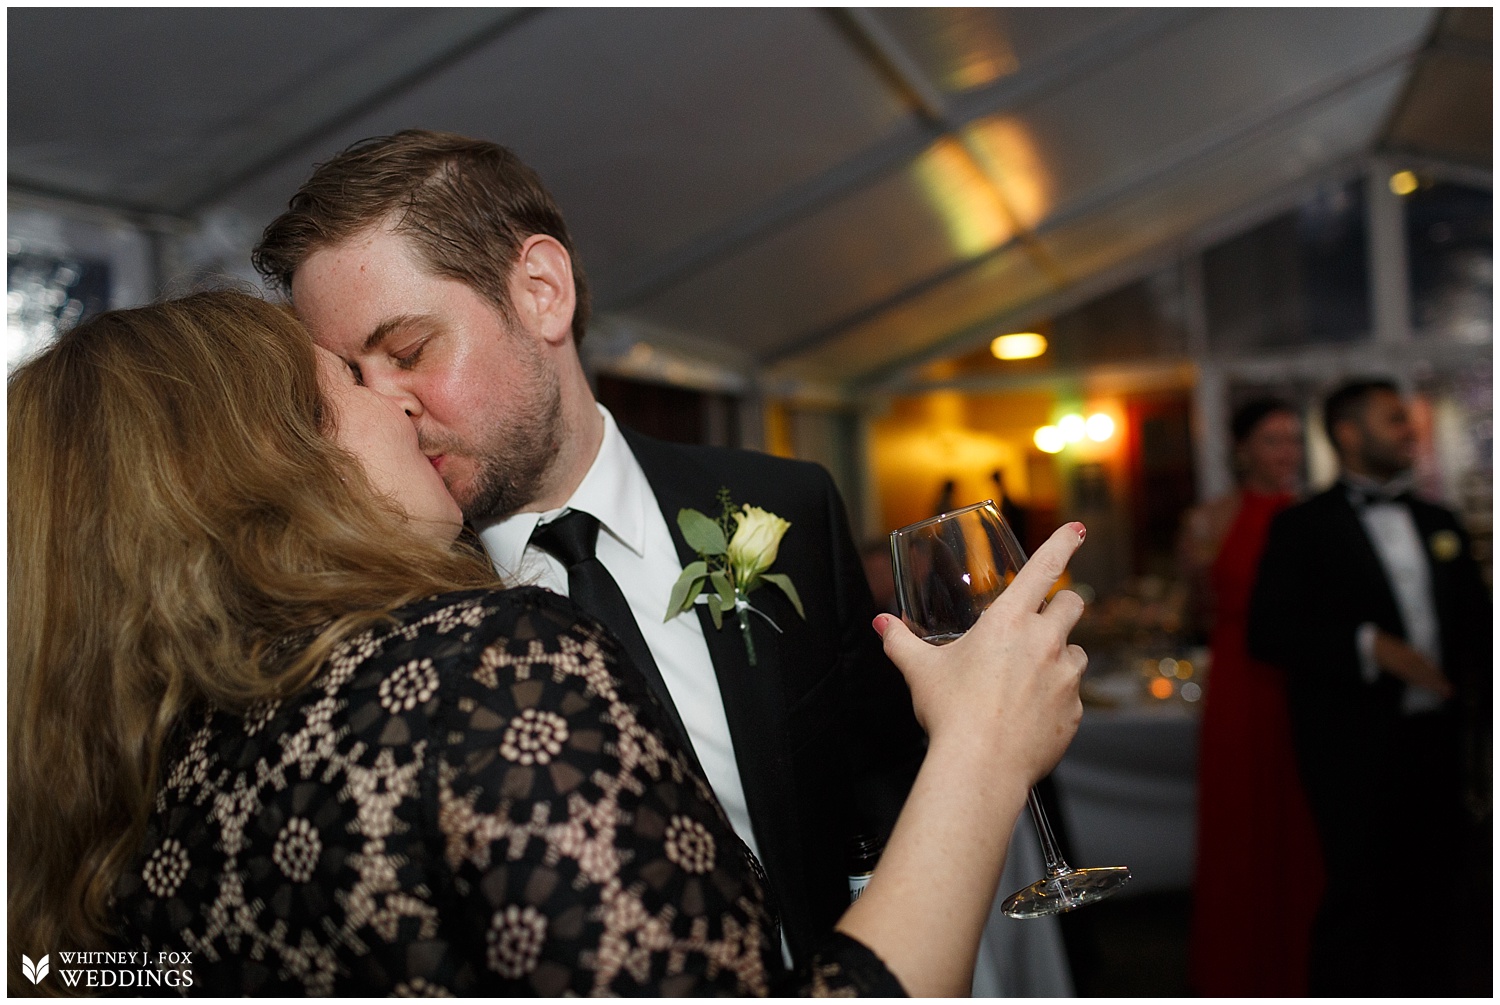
[874,522,1088,787]
[840,523,1089,995]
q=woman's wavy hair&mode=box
[8,291,496,988]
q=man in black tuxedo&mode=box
[1247,379,1490,995]
[253,131,924,967]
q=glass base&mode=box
[1001,865,1132,919]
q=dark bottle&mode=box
[847,833,884,903]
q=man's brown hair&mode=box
[253,130,591,345]
[1322,378,1399,447]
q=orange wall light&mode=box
[1036,411,1116,455]
[1085,412,1115,442]
[1033,425,1065,453]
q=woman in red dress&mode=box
[1182,398,1325,996]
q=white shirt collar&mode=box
[475,404,647,578]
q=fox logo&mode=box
[22,954,49,984]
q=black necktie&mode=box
[530,510,702,772]
[533,511,782,954]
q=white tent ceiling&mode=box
[8,8,1490,390]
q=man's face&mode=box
[1347,388,1417,480]
[291,226,562,523]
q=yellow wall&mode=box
[868,388,1130,536]
[870,389,1053,533]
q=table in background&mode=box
[972,810,1075,997]
[972,667,1202,995]
[1052,703,1199,895]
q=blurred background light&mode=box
[1389,169,1419,195]
[1085,412,1116,442]
[1058,413,1086,443]
[915,137,1014,257]
[990,331,1048,360]
[1033,425,1065,453]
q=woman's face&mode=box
[1239,410,1303,492]
[315,346,463,543]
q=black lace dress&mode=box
[112,587,904,995]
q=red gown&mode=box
[1189,490,1325,996]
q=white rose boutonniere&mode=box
[1429,529,1461,562]
[664,489,805,666]
[728,506,791,583]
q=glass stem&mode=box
[1027,787,1073,879]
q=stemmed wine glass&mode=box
[890,499,1131,918]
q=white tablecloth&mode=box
[1052,704,1199,894]
[968,702,1199,995]
[971,810,1075,997]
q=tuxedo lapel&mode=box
[619,429,809,941]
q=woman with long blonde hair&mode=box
[10,291,1089,996]
[8,293,491,976]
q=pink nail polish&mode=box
[1075,523,1087,542]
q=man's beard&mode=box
[466,393,562,523]
[1359,438,1413,483]
[429,351,564,524]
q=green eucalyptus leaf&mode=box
[761,573,806,619]
[678,508,727,556]
[664,561,709,621]
[710,570,736,608]
[708,595,724,630]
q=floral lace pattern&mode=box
[111,587,901,996]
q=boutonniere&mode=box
[664,489,805,666]
[1429,529,1462,562]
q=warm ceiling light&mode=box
[1085,413,1115,441]
[1389,170,1419,196]
[1058,414,1086,443]
[990,332,1048,360]
[1033,425,1065,453]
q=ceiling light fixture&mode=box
[991,332,1048,360]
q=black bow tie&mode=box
[1345,482,1413,509]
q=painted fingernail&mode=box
[872,614,891,634]
[1073,522,1087,542]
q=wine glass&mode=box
[890,499,1131,918]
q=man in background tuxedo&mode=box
[252,131,925,968]
[1248,379,1490,995]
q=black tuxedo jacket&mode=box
[620,428,925,965]
[1246,483,1489,826]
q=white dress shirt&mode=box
[1346,475,1444,715]
[474,404,767,877]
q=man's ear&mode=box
[511,235,577,347]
